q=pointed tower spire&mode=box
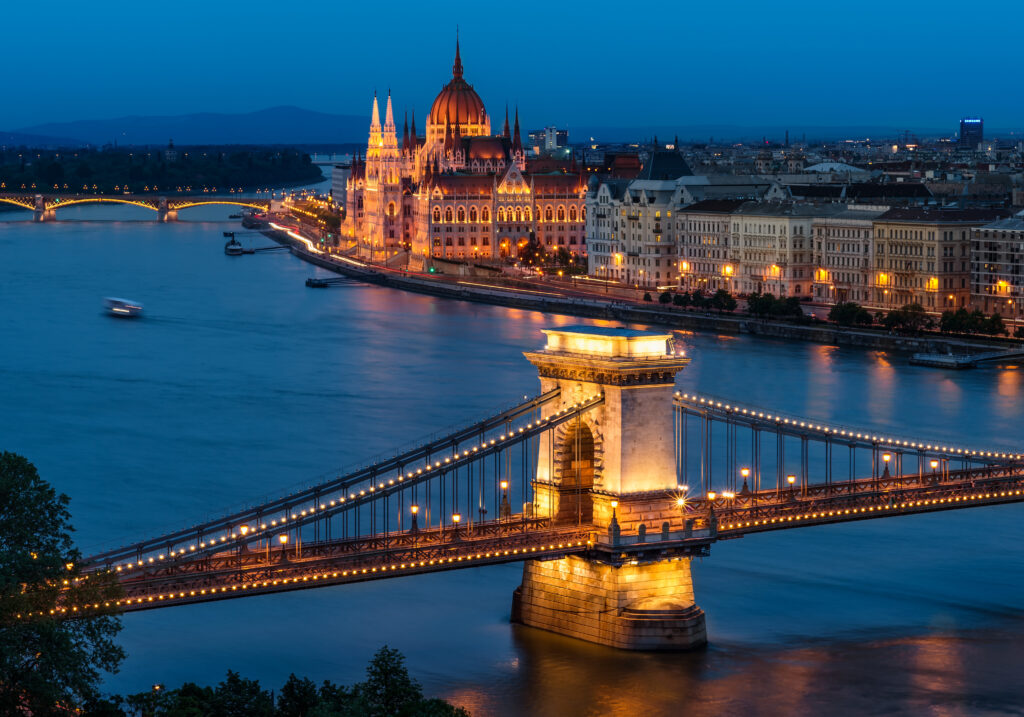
[453,29,463,79]
[512,106,523,154]
[384,90,395,130]
[402,111,409,152]
[502,105,510,138]
[410,110,417,144]
[370,91,381,129]
[444,112,453,154]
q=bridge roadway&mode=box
[58,461,1024,617]
[0,192,270,221]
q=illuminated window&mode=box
[545,206,553,222]
[482,207,490,222]
[445,207,453,223]
[457,207,465,222]
[469,207,477,222]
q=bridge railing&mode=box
[83,391,606,577]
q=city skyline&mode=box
[4,0,1022,133]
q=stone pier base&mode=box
[511,555,707,651]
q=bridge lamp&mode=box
[676,497,686,507]
[930,459,939,471]
[786,475,796,487]
[740,468,750,479]
[278,534,289,545]
[722,491,735,500]
[452,514,462,524]
[500,480,509,491]
[883,453,892,463]
[410,505,419,515]
[239,525,250,537]
[707,491,717,501]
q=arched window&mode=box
[569,206,577,222]
[524,206,532,221]
[387,202,396,218]
[514,207,522,222]
[445,207,453,223]
[482,207,490,222]
[545,206,553,222]
[498,207,506,222]
[433,207,441,223]
[457,207,466,223]
[581,206,586,220]
[557,206,565,222]
[469,207,477,223]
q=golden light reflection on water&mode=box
[435,625,1021,717]
[908,635,964,717]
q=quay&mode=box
[260,220,1020,359]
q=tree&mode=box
[829,301,872,327]
[986,312,1006,336]
[642,292,653,302]
[658,291,672,305]
[672,292,689,308]
[0,452,124,714]
[358,646,425,717]
[212,671,275,716]
[278,674,319,717]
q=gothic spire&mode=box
[452,31,463,79]
[370,91,380,129]
[410,110,417,144]
[502,105,510,138]
[512,106,522,154]
[384,89,395,130]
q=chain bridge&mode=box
[62,327,1024,651]
[0,192,270,221]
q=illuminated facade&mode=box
[345,41,587,266]
[971,217,1024,319]
[810,207,886,304]
[871,208,1010,310]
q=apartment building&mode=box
[811,206,887,304]
[971,216,1024,319]
[872,208,1011,310]
[676,199,747,292]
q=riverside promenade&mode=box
[262,220,1018,358]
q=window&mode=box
[469,207,477,222]
[445,207,453,223]
[569,206,577,222]
[482,207,490,222]
[545,206,553,222]
[433,207,441,223]
[498,207,506,222]
[457,207,465,222]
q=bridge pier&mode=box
[513,327,706,651]
[33,195,54,222]
[157,198,177,222]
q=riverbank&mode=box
[263,223,1018,357]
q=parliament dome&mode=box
[428,41,487,129]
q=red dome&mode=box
[429,40,486,126]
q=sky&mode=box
[4,0,1022,133]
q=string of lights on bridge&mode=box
[31,540,589,618]
[675,391,1024,461]
[99,396,605,577]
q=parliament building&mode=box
[343,41,587,268]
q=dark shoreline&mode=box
[264,225,1019,358]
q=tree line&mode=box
[0,146,322,195]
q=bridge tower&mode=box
[512,326,707,650]
[33,195,54,222]
[157,197,177,222]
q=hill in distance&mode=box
[11,106,368,147]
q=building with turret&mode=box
[345,40,587,267]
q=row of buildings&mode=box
[585,177,1022,317]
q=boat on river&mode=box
[225,237,245,255]
[103,297,143,318]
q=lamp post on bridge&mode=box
[786,474,796,499]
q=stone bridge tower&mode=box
[512,326,707,650]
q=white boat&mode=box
[104,297,143,318]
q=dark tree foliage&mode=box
[643,292,653,302]
[746,292,803,319]
[828,301,874,326]
[940,308,1008,336]
[0,146,322,194]
[0,452,124,714]
[109,647,469,717]
[658,291,672,304]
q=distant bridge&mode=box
[0,193,271,221]
[50,327,1024,651]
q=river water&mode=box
[2,201,1024,716]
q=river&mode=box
[2,200,1023,716]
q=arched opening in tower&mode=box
[557,420,595,524]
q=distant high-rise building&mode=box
[529,126,568,155]
[959,117,983,149]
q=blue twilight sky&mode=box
[3,0,1022,133]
